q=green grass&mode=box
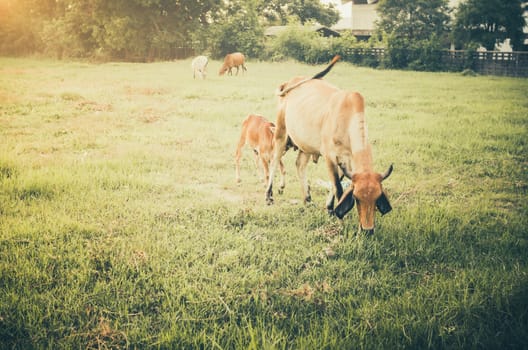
[1,57,527,349]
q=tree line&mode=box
[0,0,338,60]
[0,0,526,67]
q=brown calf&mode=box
[219,52,247,76]
[235,114,286,190]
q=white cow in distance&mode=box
[191,55,208,79]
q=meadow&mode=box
[0,57,527,349]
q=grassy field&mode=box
[1,57,527,349]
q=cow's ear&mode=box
[269,126,276,134]
[335,189,355,219]
[376,191,392,215]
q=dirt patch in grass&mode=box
[76,100,113,112]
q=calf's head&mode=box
[334,164,393,234]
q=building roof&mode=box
[264,25,341,37]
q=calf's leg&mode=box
[234,130,247,183]
[260,155,270,185]
[253,149,265,182]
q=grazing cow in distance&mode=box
[219,52,247,76]
[191,55,208,79]
[235,114,286,191]
[266,56,393,234]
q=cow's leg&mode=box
[253,149,268,186]
[252,148,260,166]
[260,156,270,186]
[325,158,344,214]
[296,151,312,203]
[235,66,240,75]
[266,109,288,205]
[278,159,286,194]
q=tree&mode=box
[0,0,337,60]
[377,0,450,42]
[376,0,450,69]
[92,0,224,60]
[0,0,224,59]
[0,0,58,55]
[289,0,340,26]
[256,0,339,26]
[453,0,526,50]
[258,0,288,25]
[208,0,264,58]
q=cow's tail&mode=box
[277,55,341,97]
[312,55,341,79]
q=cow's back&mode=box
[242,115,269,148]
[257,120,275,160]
[192,55,207,68]
[281,79,340,155]
[242,115,260,148]
[229,52,245,66]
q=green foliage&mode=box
[336,34,384,68]
[287,0,340,26]
[377,0,451,70]
[383,34,444,71]
[0,0,338,61]
[40,3,100,59]
[267,26,325,62]
[209,1,264,59]
[0,0,47,55]
[377,0,450,42]
[1,58,527,349]
[267,27,378,65]
[255,0,339,26]
[452,0,527,50]
[0,0,222,60]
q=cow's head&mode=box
[334,164,393,234]
[218,66,228,75]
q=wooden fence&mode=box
[341,48,528,77]
[440,50,528,77]
[471,51,526,77]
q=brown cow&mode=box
[235,114,285,191]
[219,52,247,76]
[265,57,393,234]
